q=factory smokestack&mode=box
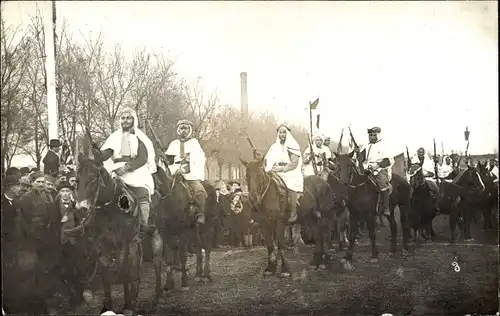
[240,72,248,120]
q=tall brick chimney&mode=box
[240,72,248,120]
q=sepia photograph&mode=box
[1,1,498,315]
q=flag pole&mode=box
[44,1,58,141]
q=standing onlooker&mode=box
[43,139,61,176]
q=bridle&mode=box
[247,165,272,208]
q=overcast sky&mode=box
[3,1,498,155]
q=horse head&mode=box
[453,162,485,194]
[331,151,358,186]
[65,148,115,235]
[240,156,266,204]
[407,163,426,189]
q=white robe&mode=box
[264,130,304,192]
[101,109,156,198]
[491,166,499,183]
[362,139,393,181]
[411,154,436,181]
[165,138,206,181]
[303,145,330,176]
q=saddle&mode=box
[115,178,140,216]
[268,172,302,207]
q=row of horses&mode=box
[52,148,494,315]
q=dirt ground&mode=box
[71,213,499,316]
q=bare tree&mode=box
[183,77,220,142]
[0,15,32,173]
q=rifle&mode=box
[307,134,319,176]
[337,128,344,154]
[348,126,358,149]
[406,146,411,172]
[348,126,365,163]
[245,133,261,159]
[433,138,440,185]
[145,118,169,165]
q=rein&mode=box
[249,169,272,208]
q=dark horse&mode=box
[298,174,338,270]
[441,164,486,242]
[407,164,438,243]
[241,156,293,277]
[476,161,497,231]
[65,153,144,315]
[150,165,220,305]
[332,152,411,263]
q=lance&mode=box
[337,128,344,154]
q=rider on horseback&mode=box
[356,127,392,216]
[101,107,157,234]
[165,119,207,225]
[264,123,304,223]
[303,135,331,176]
[411,147,440,195]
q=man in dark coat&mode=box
[54,181,86,306]
[43,139,61,176]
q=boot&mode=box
[379,190,391,216]
[139,202,154,234]
[288,192,298,223]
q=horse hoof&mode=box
[370,258,379,264]
[194,276,203,283]
[341,259,354,271]
[123,309,134,316]
[279,272,291,278]
[202,276,212,283]
[263,270,274,276]
[153,297,165,305]
[179,287,190,292]
[318,264,326,270]
[465,238,475,242]
[389,252,396,258]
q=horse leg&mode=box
[277,221,291,277]
[179,234,189,291]
[164,237,175,291]
[399,205,410,256]
[202,246,212,281]
[310,220,322,269]
[387,210,397,255]
[151,229,164,305]
[449,207,458,242]
[367,214,379,262]
[194,234,203,282]
[263,225,277,276]
[101,274,113,313]
[343,213,357,262]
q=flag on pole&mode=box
[316,114,320,129]
[309,97,319,110]
[61,139,74,166]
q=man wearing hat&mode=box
[55,181,86,305]
[165,119,207,225]
[44,174,58,201]
[100,107,157,234]
[43,139,61,176]
[355,127,393,216]
[228,180,241,194]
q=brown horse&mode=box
[476,161,497,231]
[151,165,220,305]
[298,174,338,269]
[441,165,486,241]
[65,153,144,315]
[407,164,439,243]
[332,152,411,263]
[241,156,292,277]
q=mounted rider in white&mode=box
[303,135,331,177]
[165,119,207,225]
[356,127,393,216]
[264,123,304,223]
[101,107,157,233]
[410,147,440,195]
